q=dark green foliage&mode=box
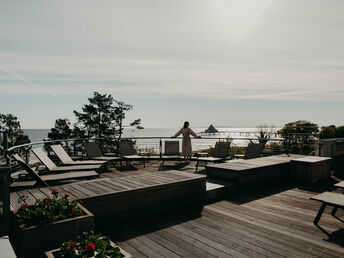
[48,119,73,140]
[334,151,344,178]
[319,125,344,139]
[16,189,83,227]
[280,120,318,155]
[256,124,274,144]
[0,113,30,148]
[73,92,142,140]
[58,232,121,258]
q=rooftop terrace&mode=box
[8,159,344,257]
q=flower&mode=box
[69,241,77,249]
[84,243,96,252]
[51,189,58,196]
[64,193,69,198]
[44,197,51,203]
[20,203,28,209]
[71,208,75,213]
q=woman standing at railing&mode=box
[173,121,201,162]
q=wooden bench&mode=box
[10,170,206,221]
[205,154,304,184]
[310,192,344,225]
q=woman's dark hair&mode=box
[183,121,189,128]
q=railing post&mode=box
[159,138,162,159]
[73,140,77,157]
[0,167,11,236]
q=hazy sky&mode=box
[0,0,343,128]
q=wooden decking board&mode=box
[245,198,343,230]
[95,178,128,191]
[117,176,154,187]
[214,200,334,242]
[87,180,118,193]
[116,241,148,258]
[185,218,286,258]
[200,211,312,258]
[58,184,88,199]
[81,181,109,195]
[68,183,98,197]
[143,230,198,258]
[206,205,344,257]
[202,208,327,258]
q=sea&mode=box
[23,127,282,152]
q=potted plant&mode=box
[10,189,94,258]
[45,232,132,258]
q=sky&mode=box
[0,0,344,128]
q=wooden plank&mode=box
[206,204,344,256]
[95,179,128,191]
[68,183,98,197]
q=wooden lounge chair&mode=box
[50,144,107,166]
[83,142,123,163]
[310,192,344,225]
[161,141,182,165]
[193,142,231,172]
[32,148,102,173]
[12,154,98,187]
[233,142,265,159]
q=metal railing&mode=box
[2,136,287,165]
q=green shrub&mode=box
[334,151,344,178]
[59,232,121,258]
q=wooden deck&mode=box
[102,181,344,257]
[206,154,306,183]
[10,170,206,218]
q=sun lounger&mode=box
[119,140,148,167]
[83,142,123,163]
[192,142,231,172]
[233,142,265,159]
[161,141,182,166]
[310,192,344,225]
[12,154,98,187]
[32,148,102,173]
[50,144,107,166]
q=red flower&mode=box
[71,208,75,213]
[84,243,96,252]
[51,189,58,196]
[69,241,77,249]
[44,197,51,203]
[20,204,28,209]
[64,193,69,198]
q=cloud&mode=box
[0,0,344,102]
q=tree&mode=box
[48,118,73,140]
[279,120,318,154]
[73,92,143,140]
[319,125,336,139]
[319,125,344,139]
[74,92,116,138]
[0,113,30,149]
[114,101,143,141]
[255,124,275,144]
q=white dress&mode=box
[174,128,198,157]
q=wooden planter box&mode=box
[45,241,132,258]
[291,156,332,183]
[10,204,94,258]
